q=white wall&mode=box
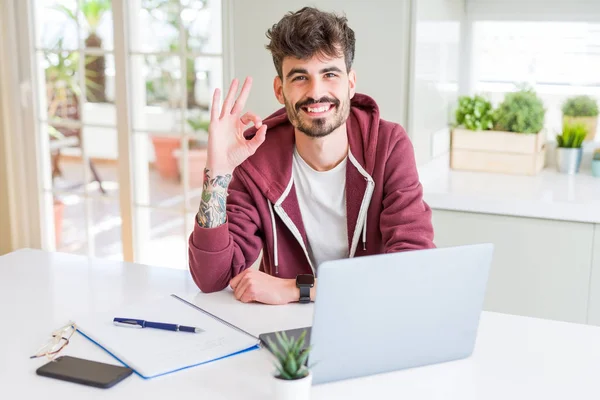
[229,0,412,125]
[408,0,464,165]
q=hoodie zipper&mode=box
[273,177,316,275]
[348,151,375,258]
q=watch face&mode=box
[296,274,314,286]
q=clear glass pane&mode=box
[45,122,86,192]
[80,0,114,51]
[183,108,209,209]
[83,52,115,105]
[473,21,600,140]
[130,54,183,131]
[136,208,187,269]
[81,127,120,198]
[182,0,222,54]
[54,194,88,255]
[187,56,222,111]
[91,198,123,261]
[34,0,79,50]
[41,50,82,123]
[133,133,185,207]
[131,0,181,53]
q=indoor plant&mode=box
[265,330,312,400]
[555,121,587,174]
[494,87,545,134]
[562,95,598,141]
[454,94,495,131]
[450,87,546,175]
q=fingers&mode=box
[231,77,253,115]
[210,88,221,122]
[234,277,252,302]
[240,111,262,129]
[229,268,250,289]
[220,78,239,119]
[246,124,267,155]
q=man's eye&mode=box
[293,76,307,81]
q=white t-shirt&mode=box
[292,147,349,269]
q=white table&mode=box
[2,249,600,399]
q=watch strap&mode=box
[299,285,311,303]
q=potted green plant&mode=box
[454,94,495,131]
[54,0,110,102]
[494,87,545,134]
[450,87,546,175]
[562,95,598,141]
[592,148,600,178]
[556,121,587,174]
[173,115,210,188]
[265,330,312,400]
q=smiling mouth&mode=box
[300,103,335,117]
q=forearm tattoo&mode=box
[197,168,232,228]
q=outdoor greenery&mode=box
[187,114,210,148]
[562,95,599,117]
[54,0,111,102]
[142,0,210,109]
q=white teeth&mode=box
[307,105,329,113]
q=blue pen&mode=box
[113,317,204,333]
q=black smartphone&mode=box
[36,356,133,389]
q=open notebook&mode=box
[76,295,260,379]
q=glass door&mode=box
[29,0,224,268]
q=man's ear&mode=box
[273,76,285,105]
[348,69,357,98]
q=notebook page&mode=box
[76,295,259,378]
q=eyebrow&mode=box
[285,66,344,80]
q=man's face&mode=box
[274,53,356,138]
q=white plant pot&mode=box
[272,371,312,400]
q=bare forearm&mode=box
[196,168,232,228]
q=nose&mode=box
[305,77,327,102]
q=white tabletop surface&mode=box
[3,248,600,399]
[420,156,600,223]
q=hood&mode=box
[239,92,381,203]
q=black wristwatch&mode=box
[296,274,314,304]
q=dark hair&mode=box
[265,7,356,78]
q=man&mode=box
[189,7,435,305]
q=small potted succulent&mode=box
[592,148,600,178]
[556,121,587,174]
[265,330,312,400]
[562,95,599,141]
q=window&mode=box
[472,21,600,139]
[31,0,225,269]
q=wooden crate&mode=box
[563,116,598,141]
[450,128,546,175]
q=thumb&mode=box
[246,124,267,155]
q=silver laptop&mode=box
[260,243,494,385]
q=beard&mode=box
[283,92,351,138]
